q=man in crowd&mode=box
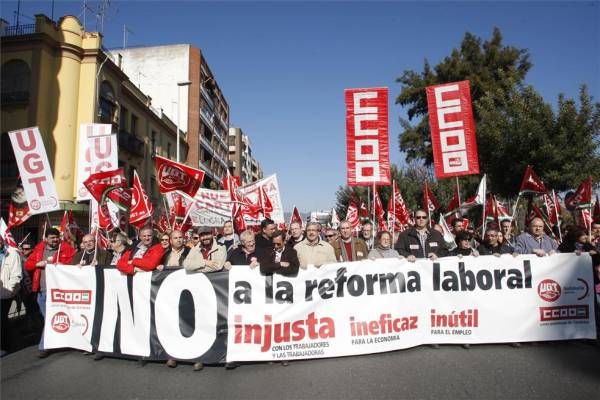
[258,230,299,276]
[332,220,368,262]
[255,218,276,250]
[591,222,600,249]
[394,209,448,262]
[514,217,558,256]
[109,232,129,265]
[501,220,515,248]
[286,221,305,247]
[161,230,191,269]
[478,227,513,256]
[450,232,479,257]
[25,228,76,358]
[1,236,22,356]
[359,221,374,250]
[294,222,337,269]
[225,230,259,269]
[324,227,339,246]
[185,227,227,273]
[451,217,465,234]
[70,234,111,266]
[187,230,201,249]
[116,228,165,274]
[217,220,240,251]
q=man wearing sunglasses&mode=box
[395,209,448,262]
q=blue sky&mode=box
[3,1,599,212]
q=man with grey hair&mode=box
[70,234,111,266]
[294,222,337,269]
[225,229,259,270]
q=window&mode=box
[131,114,138,135]
[120,107,129,131]
[98,81,115,124]
[167,143,171,159]
[151,130,156,155]
[1,59,30,103]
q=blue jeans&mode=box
[37,292,46,350]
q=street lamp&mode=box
[176,80,192,163]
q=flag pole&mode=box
[372,182,377,236]
[510,194,521,231]
[482,175,487,236]
[552,190,562,243]
[455,176,462,207]
[18,232,31,247]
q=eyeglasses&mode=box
[192,236,200,240]
[21,247,32,251]
[415,216,428,220]
[325,235,337,238]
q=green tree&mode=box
[396,28,600,197]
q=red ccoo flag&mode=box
[345,200,360,230]
[289,206,303,228]
[7,201,31,229]
[130,170,153,229]
[373,188,387,231]
[387,181,411,231]
[359,201,370,219]
[423,181,440,213]
[565,176,593,210]
[519,165,547,195]
[155,155,205,197]
[258,186,273,219]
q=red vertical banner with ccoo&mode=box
[345,87,391,186]
[426,80,479,179]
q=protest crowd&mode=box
[2,190,600,368]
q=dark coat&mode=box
[257,245,299,276]
[70,249,112,266]
[394,228,448,258]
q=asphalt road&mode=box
[2,342,599,400]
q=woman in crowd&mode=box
[368,231,402,260]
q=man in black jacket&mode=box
[258,230,299,276]
[395,209,448,262]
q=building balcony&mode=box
[200,86,215,110]
[1,24,36,37]
[118,129,145,157]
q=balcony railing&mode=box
[118,129,145,157]
[1,24,36,37]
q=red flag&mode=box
[0,218,18,248]
[345,200,360,230]
[525,202,547,227]
[258,186,273,219]
[232,203,247,233]
[579,209,593,230]
[496,198,511,221]
[130,170,153,229]
[423,181,440,212]
[373,189,386,231]
[222,174,241,190]
[7,201,31,229]
[519,165,547,195]
[154,212,171,234]
[593,195,600,222]
[227,176,261,220]
[426,80,479,178]
[97,202,115,231]
[83,168,127,203]
[543,191,560,226]
[565,176,593,210]
[387,181,411,231]
[358,201,370,219]
[154,155,205,197]
[289,206,303,228]
[344,87,391,186]
[485,195,497,222]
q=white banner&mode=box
[43,264,97,352]
[8,127,60,214]
[226,253,596,361]
[181,174,285,226]
[75,124,118,201]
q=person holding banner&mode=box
[294,222,337,269]
[116,228,165,275]
[450,232,480,257]
[108,232,130,265]
[225,230,259,270]
[394,210,448,262]
[70,234,111,266]
[1,235,22,355]
[216,221,240,251]
[359,221,375,251]
[258,230,299,275]
[368,231,402,260]
[184,227,227,273]
[478,228,513,256]
[25,228,76,358]
[332,221,368,262]
[514,218,558,257]
[161,230,192,270]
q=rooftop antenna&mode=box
[137,70,146,90]
[79,0,94,31]
[123,24,133,49]
[95,0,111,33]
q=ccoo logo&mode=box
[51,312,70,333]
[538,279,561,302]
